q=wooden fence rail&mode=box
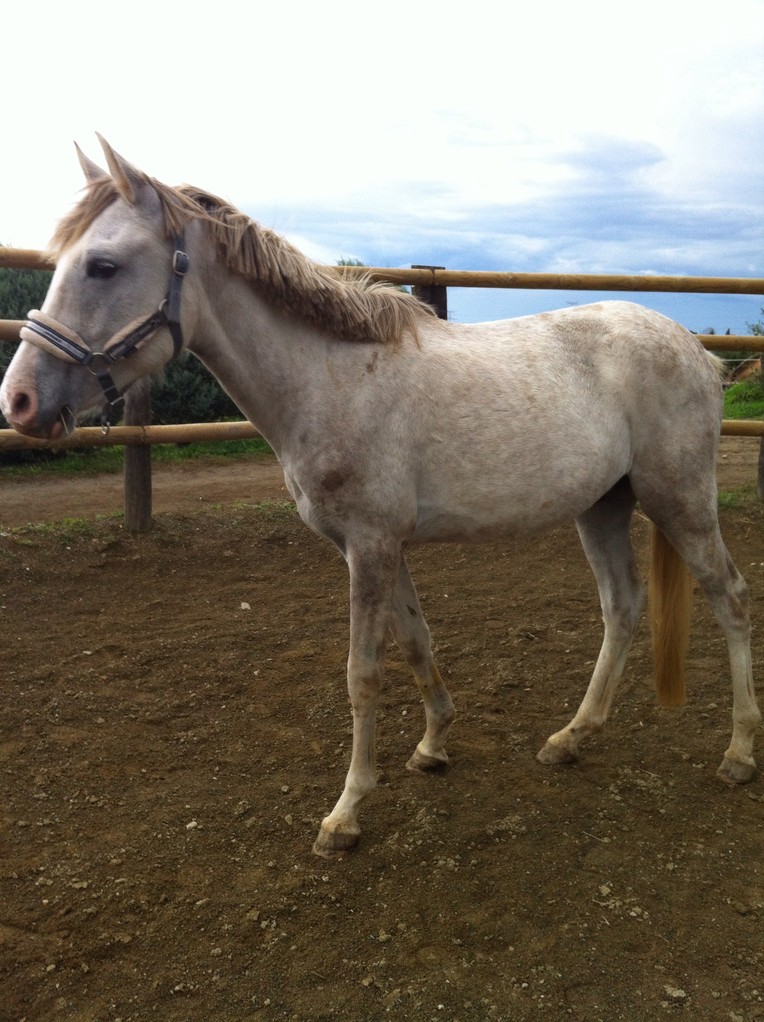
[2,244,761,293]
[1,417,763,454]
[354,265,764,296]
[2,250,763,529]
[0,419,262,450]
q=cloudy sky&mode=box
[4,0,763,333]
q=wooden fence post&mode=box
[123,378,152,532]
[411,265,448,320]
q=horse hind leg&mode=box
[645,508,760,784]
[538,478,644,766]
[390,557,456,773]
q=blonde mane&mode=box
[50,175,435,345]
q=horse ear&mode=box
[75,142,106,183]
[96,133,144,205]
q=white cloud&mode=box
[2,0,762,331]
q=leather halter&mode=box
[20,234,189,411]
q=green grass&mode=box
[1,499,298,547]
[1,436,273,478]
[717,484,759,510]
[5,513,122,545]
[723,377,764,420]
[247,498,297,518]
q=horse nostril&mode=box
[8,388,39,431]
[11,391,31,416]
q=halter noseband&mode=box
[20,233,189,413]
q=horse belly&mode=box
[411,434,628,543]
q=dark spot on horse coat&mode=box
[366,351,379,374]
[322,470,347,492]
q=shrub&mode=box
[150,354,240,424]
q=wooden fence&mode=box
[1,250,763,530]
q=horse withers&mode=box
[1,136,759,857]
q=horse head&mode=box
[0,136,191,439]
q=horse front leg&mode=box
[312,543,400,859]
[390,557,455,772]
[538,482,643,765]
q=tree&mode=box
[748,309,764,337]
[0,259,53,371]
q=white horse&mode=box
[1,137,759,857]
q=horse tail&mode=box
[649,525,693,708]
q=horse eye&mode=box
[87,259,118,280]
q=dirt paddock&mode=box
[1,438,763,1021]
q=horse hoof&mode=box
[312,824,360,859]
[536,740,578,766]
[717,756,756,785]
[406,748,449,774]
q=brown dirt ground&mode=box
[1,437,763,1022]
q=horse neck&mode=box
[187,267,334,453]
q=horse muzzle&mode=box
[1,367,78,440]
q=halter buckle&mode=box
[173,249,190,276]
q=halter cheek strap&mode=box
[19,234,189,410]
